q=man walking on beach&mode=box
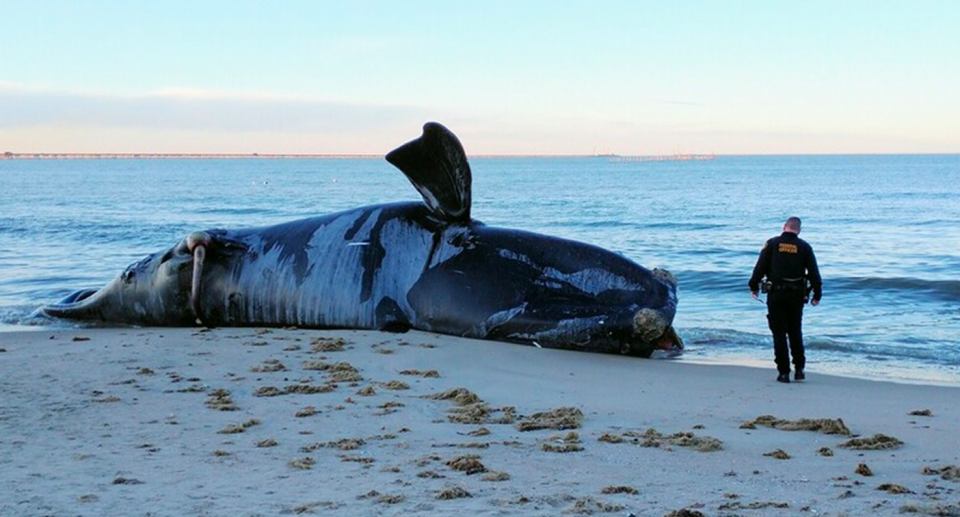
[749,217,822,383]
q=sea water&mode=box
[2,155,958,385]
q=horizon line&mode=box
[3,151,960,160]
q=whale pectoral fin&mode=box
[375,297,412,333]
[379,322,411,334]
[386,122,472,223]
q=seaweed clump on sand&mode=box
[356,386,377,396]
[445,454,488,475]
[664,510,707,517]
[381,380,410,390]
[601,486,639,495]
[325,363,363,383]
[740,415,851,436]
[541,431,584,453]
[436,486,472,500]
[424,388,516,425]
[250,359,287,373]
[563,497,625,515]
[877,483,914,494]
[839,434,904,450]
[900,503,960,516]
[516,407,584,432]
[921,465,960,481]
[717,501,789,511]
[604,428,723,452]
[400,369,441,378]
[289,457,316,470]
[598,432,623,444]
[763,449,791,460]
[662,431,724,452]
[310,336,347,352]
[425,387,481,406]
[218,419,261,434]
[482,471,511,482]
[205,388,239,411]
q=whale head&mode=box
[43,233,207,326]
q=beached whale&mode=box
[44,123,681,356]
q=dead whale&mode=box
[44,122,681,356]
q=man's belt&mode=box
[771,278,805,291]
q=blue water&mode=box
[2,155,959,385]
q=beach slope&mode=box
[1,328,957,516]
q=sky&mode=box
[1,1,958,155]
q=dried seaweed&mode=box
[839,434,904,450]
[742,414,851,436]
[516,407,583,431]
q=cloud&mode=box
[0,83,424,134]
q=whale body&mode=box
[44,123,681,357]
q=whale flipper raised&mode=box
[386,122,472,223]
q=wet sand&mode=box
[1,328,957,516]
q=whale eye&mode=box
[122,269,136,283]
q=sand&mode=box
[0,327,957,516]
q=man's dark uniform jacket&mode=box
[749,232,822,300]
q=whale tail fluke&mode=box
[386,122,472,223]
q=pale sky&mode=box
[1,1,958,155]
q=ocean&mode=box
[2,155,958,385]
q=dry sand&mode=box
[1,327,957,516]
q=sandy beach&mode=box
[1,327,957,517]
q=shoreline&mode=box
[677,354,960,389]
[4,321,958,389]
[2,327,958,516]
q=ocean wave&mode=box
[830,276,960,302]
[679,327,960,367]
[675,270,960,301]
[549,219,639,229]
[681,327,769,348]
[674,270,752,292]
[636,222,727,231]
[805,337,959,366]
[543,220,728,232]
[192,206,280,216]
[0,304,54,328]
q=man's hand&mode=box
[751,291,759,300]
[811,298,820,307]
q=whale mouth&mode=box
[655,325,684,352]
[43,288,102,320]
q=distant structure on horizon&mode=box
[0,152,376,160]
[608,153,716,163]
[3,151,717,161]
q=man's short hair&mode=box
[784,217,802,231]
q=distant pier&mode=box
[2,151,717,161]
[607,153,716,163]
[1,152,375,160]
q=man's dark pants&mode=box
[766,291,805,375]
